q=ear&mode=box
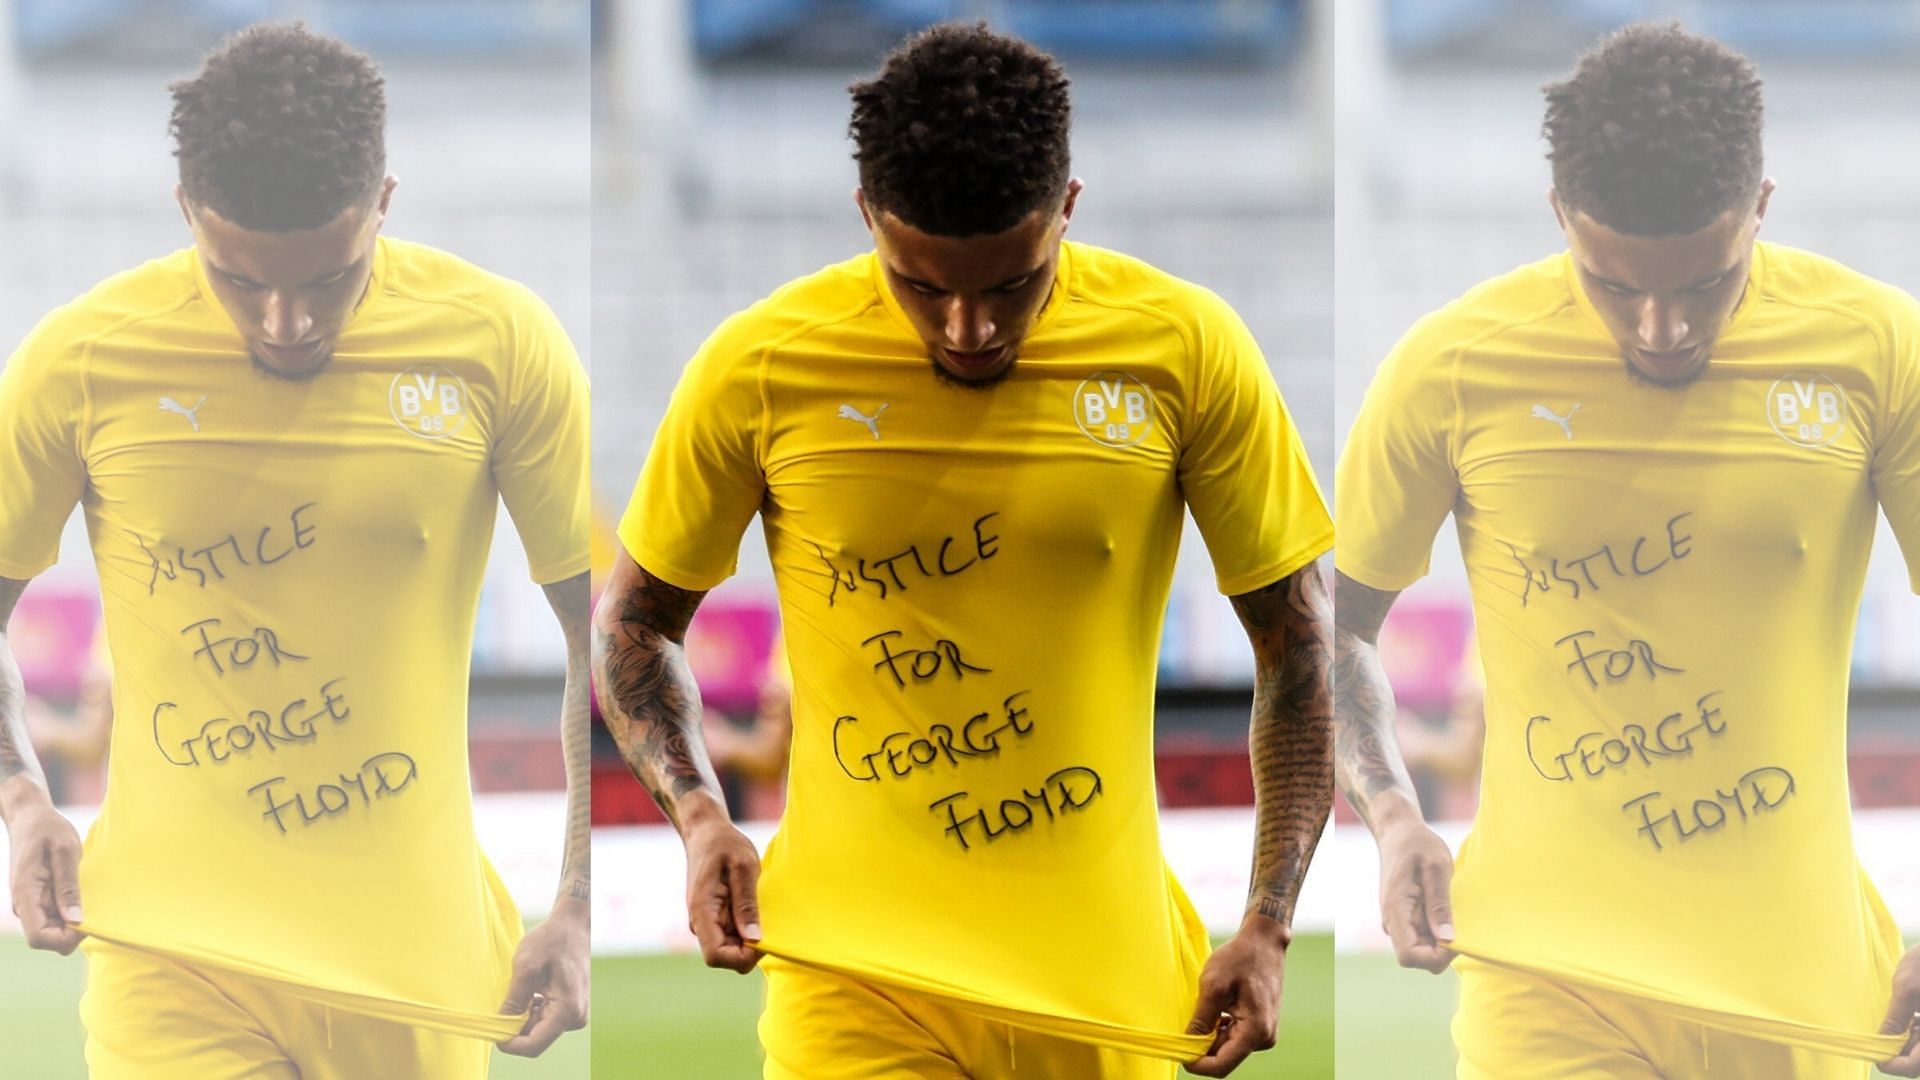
[1547,187,1567,231]
[174,184,194,228]
[372,175,398,230]
[1060,177,1084,228]
[854,187,874,231]
[1752,177,1776,227]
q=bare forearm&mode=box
[0,578,52,821]
[556,653,590,903]
[1331,576,1424,834]
[591,590,726,834]
[1237,567,1335,933]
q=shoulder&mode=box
[7,250,200,384]
[1754,242,1920,335]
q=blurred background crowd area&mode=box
[0,0,589,810]
[591,0,1330,836]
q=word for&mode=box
[1506,512,1693,607]
[1621,765,1796,851]
[928,765,1103,851]
[181,618,308,677]
[862,631,991,689]
[137,502,318,596]
[1555,631,1684,689]
[152,677,350,768]
[813,512,1001,606]
[833,693,1033,783]
[248,751,419,834]
[1525,692,1725,784]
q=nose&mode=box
[1636,297,1689,353]
[944,298,996,353]
[261,290,313,346]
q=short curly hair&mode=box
[170,23,386,232]
[849,22,1072,238]
[1543,23,1764,237]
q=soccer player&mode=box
[595,21,1333,1080]
[0,24,589,1077]
[1336,22,1920,1079]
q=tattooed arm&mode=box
[0,576,86,955]
[1186,560,1334,1077]
[591,548,762,973]
[497,572,592,1056]
[1333,570,1455,973]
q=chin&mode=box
[250,350,335,383]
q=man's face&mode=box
[1555,179,1773,388]
[179,176,395,380]
[861,179,1081,388]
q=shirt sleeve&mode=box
[1333,310,1463,592]
[0,312,89,580]
[492,284,591,585]
[617,314,768,592]
[1177,290,1333,596]
[1867,285,1920,592]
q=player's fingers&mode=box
[1185,1014,1263,1077]
[48,839,82,927]
[1184,972,1233,1037]
[16,863,80,955]
[727,852,762,944]
[688,892,734,969]
[1418,855,1455,946]
[1384,890,1441,972]
[498,1000,568,1057]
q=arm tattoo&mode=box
[1236,562,1334,930]
[1331,571,1422,834]
[590,561,724,834]
[544,573,592,904]
[0,577,49,803]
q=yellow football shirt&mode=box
[623,240,1331,1059]
[0,237,590,1038]
[1338,241,1910,1060]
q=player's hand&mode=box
[1376,816,1455,973]
[683,816,763,973]
[1878,944,1920,1076]
[497,894,589,1057]
[1184,913,1287,1077]
[2,779,85,955]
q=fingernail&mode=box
[63,906,82,923]
[1436,922,1454,939]
[744,922,762,940]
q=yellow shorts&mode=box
[80,937,492,1080]
[758,956,1178,1080]
[1452,956,1871,1080]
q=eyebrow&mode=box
[1583,262,1736,293]
[889,262,1046,293]
[211,258,362,289]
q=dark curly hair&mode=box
[170,23,386,232]
[849,22,1071,237]
[1543,23,1763,237]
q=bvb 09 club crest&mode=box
[1073,371,1156,448]
[389,364,469,440]
[1765,371,1847,449]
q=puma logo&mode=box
[1530,403,1579,440]
[159,395,208,432]
[837,403,888,440]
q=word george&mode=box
[137,502,318,596]
[928,765,1104,851]
[834,693,1032,782]
[1525,692,1724,783]
[1555,631,1684,689]
[152,677,350,768]
[1621,766,1796,851]
[863,631,991,689]
[813,512,1001,607]
[181,618,308,676]
[1506,512,1693,607]
[248,751,419,834]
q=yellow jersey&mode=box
[1338,241,1911,1060]
[623,240,1331,1059]
[0,237,590,1039]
